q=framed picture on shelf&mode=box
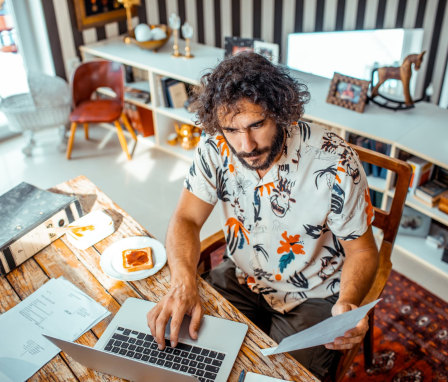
[254,41,279,64]
[73,0,136,31]
[224,37,256,57]
[326,73,370,113]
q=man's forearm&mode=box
[165,215,202,285]
[338,247,378,306]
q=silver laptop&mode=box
[44,297,248,382]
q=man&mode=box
[147,52,378,379]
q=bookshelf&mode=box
[80,37,448,294]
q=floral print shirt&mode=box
[185,122,374,313]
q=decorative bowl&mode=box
[124,24,172,52]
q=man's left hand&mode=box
[324,302,369,350]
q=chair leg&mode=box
[83,123,89,140]
[363,311,375,370]
[121,113,137,141]
[114,120,131,160]
[66,122,77,160]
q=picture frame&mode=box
[224,36,256,58]
[254,41,279,64]
[326,73,370,113]
[73,0,136,31]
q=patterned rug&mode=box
[343,270,448,381]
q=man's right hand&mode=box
[147,279,203,350]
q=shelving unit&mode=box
[80,37,448,296]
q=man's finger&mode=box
[155,310,171,350]
[147,305,161,337]
[189,303,203,340]
[169,310,186,348]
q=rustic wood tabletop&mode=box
[0,175,317,382]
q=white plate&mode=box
[100,236,167,281]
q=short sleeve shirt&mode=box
[185,122,374,313]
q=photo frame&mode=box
[73,0,136,31]
[326,73,370,113]
[224,36,256,57]
[254,41,279,64]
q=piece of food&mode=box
[122,247,154,272]
[69,225,95,237]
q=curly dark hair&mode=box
[190,51,310,135]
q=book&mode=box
[0,182,83,275]
[166,81,188,108]
[159,77,183,108]
[415,179,448,206]
[124,102,154,137]
[124,86,151,104]
[407,156,434,194]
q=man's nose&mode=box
[240,130,256,153]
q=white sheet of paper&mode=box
[260,299,381,356]
[0,277,110,382]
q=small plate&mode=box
[100,236,167,281]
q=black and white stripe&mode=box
[42,0,448,106]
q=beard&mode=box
[226,127,285,171]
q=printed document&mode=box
[0,277,110,382]
[261,299,380,356]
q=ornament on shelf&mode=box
[369,51,426,110]
[117,0,141,37]
[181,22,194,58]
[169,13,183,58]
[167,123,200,150]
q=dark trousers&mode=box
[205,259,339,380]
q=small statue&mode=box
[167,123,201,150]
[370,51,426,108]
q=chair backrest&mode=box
[333,143,411,381]
[350,143,411,305]
[71,60,124,108]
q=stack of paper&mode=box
[0,277,110,382]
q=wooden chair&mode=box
[199,143,411,381]
[66,60,137,160]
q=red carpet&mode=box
[343,270,448,381]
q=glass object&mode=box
[169,13,182,57]
[181,22,194,58]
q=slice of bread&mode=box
[122,247,154,272]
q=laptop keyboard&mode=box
[103,326,226,381]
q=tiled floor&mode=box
[1,125,446,301]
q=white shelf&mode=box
[156,107,195,125]
[394,234,448,276]
[81,37,448,282]
[158,140,194,162]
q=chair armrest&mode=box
[199,230,225,273]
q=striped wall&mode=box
[43,0,448,105]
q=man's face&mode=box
[218,99,284,172]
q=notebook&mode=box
[44,297,248,382]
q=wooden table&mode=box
[0,176,317,382]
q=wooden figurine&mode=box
[370,51,426,107]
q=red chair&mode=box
[66,60,137,160]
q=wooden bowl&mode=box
[124,25,172,52]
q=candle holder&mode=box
[181,22,194,58]
[169,13,182,58]
[118,0,141,37]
